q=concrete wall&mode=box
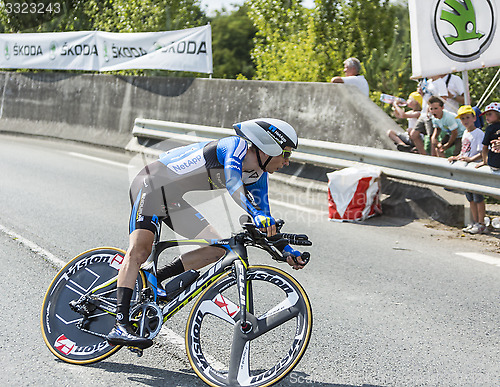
[0,72,400,149]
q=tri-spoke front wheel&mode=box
[185,265,312,387]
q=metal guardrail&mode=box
[131,118,500,198]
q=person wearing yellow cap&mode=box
[448,105,486,234]
[387,91,423,152]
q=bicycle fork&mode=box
[234,260,252,333]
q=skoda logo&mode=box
[49,41,57,60]
[432,0,496,62]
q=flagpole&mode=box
[462,70,470,105]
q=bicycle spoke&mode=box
[228,336,251,385]
[198,293,240,324]
[255,306,301,337]
[257,291,299,320]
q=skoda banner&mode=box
[0,25,212,73]
[409,0,499,78]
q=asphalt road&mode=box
[0,134,499,387]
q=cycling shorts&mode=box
[128,161,209,238]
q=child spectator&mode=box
[410,77,449,155]
[428,96,465,157]
[448,106,486,234]
[476,102,500,173]
[387,91,423,152]
[491,139,500,152]
[472,106,485,129]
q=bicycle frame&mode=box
[142,224,254,328]
[78,219,308,347]
[41,219,312,386]
[84,223,258,336]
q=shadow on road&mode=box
[87,361,206,386]
[87,361,385,387]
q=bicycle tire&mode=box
[40,247,147,364]
[185,265,312,387]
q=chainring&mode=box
[130,302,163,340]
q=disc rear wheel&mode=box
[40,247,146,364]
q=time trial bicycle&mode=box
[41,220,312,386]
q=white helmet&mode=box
[233,118,298,157]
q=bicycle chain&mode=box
[76,322,108,339]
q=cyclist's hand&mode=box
[283,245,308,270]
[253,214,277,237]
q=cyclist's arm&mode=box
[245,173,276,236]
[246,172,270,216]
[283,245,307,270]
[218,138,275,235]
[218,138,264,215]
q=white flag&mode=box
[409,0,499,78]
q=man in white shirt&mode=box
[442,73,465,112]
[330,57,369,97]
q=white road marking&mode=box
[0,223,66,268]
[455,252,500,267]
[0,223,188,357]
[159,327,227,371]
[67,152,132,169]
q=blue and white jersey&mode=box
[157,136,270,218]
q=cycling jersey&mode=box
[129,136,271,237]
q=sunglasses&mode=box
[281,150,293,159]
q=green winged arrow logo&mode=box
[440,0,484,45]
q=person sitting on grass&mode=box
[387,91,423,153]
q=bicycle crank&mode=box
[129,302,163,340]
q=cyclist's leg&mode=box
[158,200,225,281]
[181,225,225,271]
[107,229,157,348]
[107,168,164,349]
[118,229,155,289]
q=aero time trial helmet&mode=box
[233,118,298,157]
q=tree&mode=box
[247,0,322,81]
[211,5,256,79]
[312,0,341,81]
[0,0,207,33]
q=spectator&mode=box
[387,91,422,152]
[330,57,369,96]
[410,76,450,155]
[472,106,485,129]
[448,106,486,234]
[441,73,465,113]
[428,96,465,157]
[475,102,500,173]
[491,139,500,152]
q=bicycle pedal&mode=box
[127,346,144,357]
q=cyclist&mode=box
[106,118,309,349]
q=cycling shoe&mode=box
[106,323,153,349]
